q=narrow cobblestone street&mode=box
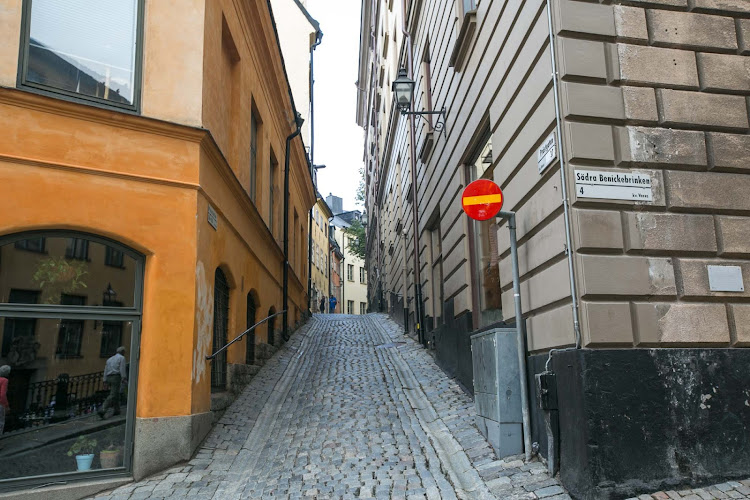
[91,314,750,500]
[92,314,564,499]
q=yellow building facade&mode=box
[0,0,314,490]
[310,197,332,312]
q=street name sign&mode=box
[462,179,504,221]
[537,133,556,174]
[575,170,653,202]
[208,205,218,230]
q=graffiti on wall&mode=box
[193,261,214,384]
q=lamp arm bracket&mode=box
[400,107,447,137]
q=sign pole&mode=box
[498,210,532,462]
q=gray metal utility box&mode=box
[471,328,523,457]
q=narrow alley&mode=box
[91,314,564,500]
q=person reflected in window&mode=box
[98,346,127,419]
[0,365,10,435]
[319,296,326,314]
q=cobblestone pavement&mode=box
[91,313,567,499]
[627,480,750,500]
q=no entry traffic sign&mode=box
[462,179,504,221]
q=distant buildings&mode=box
[327,195,368,315]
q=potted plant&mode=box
[99,428,124,469]
[67,435,98,471]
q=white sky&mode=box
[306,0,365,213]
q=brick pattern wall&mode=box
[557,0,750,347]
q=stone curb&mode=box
[368,316,494,500]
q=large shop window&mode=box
[0,232,142,489]
[18,0,143,110]
[467,132,503,329]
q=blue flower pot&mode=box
[75,454,95,471]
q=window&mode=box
[56,294,86,357]
[65,237,89,260]
[429,218,444,327]
[269,152,278,236]
[14,237,45,253]
[0,231,142,484]
[100,321,123,357]
[1,290,40,356]
[360,267,366,284]
[421,42,434,130]
[19,0,142,109]
[360,302,366,315]
[105,245,124,267]
[466,131,502,328]
[457,0,476,17]
[347,300,354,314]
[347,264,354,281]
[250,110,259,201]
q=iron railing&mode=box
[16,371,108,430]
[206,310,286,361]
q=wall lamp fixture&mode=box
[392,68,447,136]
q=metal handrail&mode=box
[205,310,286,361]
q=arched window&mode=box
[267,307,276,346]
[211,268,229,391]
[0,231,143,482]
[245,291,258,364]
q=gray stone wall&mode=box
[556,0,750,348]
[360,0,750,352]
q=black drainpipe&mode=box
[307,29,323,315]
[283,114,303,342]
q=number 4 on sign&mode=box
[580,187,584,195]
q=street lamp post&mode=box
[391,67,449,346]
[392,68,447,136]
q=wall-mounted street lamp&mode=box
[103,283,117,305]
[392,68,447,136]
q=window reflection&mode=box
[0,236,137,308]
[23,0,139,107]
[469,133,503,328]
[0,318,131,479]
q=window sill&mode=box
[449,11,478,71]
[419,130,435,163]
[17,84,140,115]
[13,248,47,255]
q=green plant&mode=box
[344,218,366,261]
[67,435,98,456]
[32,256,88,304]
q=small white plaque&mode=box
[708,265,744,292]
[207,205,218,230]
[575,170,653,202]
[538,133,556,174]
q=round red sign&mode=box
[462,179,504,221]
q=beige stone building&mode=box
[332,213,369,315]
[310,196,333,311]
[357,0,750,497]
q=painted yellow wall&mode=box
[0,0,21,88]
[0,95,201,418]
[0,0,314,422]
